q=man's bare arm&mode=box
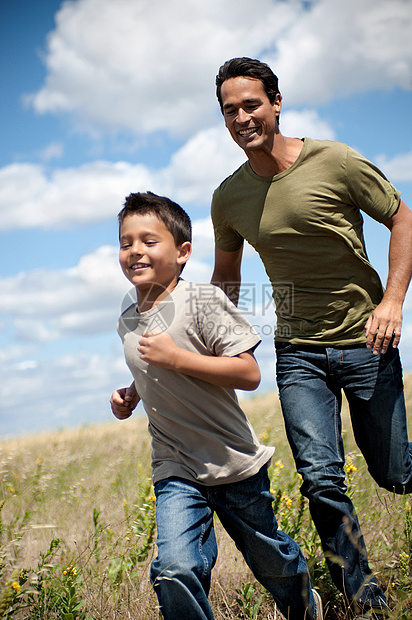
[211,245,243,306]
[365,199,412,354]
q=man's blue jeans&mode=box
[276,341,412,609]
[150,465,317,620]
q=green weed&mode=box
[0,384,411,619]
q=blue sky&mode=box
[1,0,412,437]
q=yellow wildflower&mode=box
[63,565,77,580]
[281,493,292,509]
[345,456,357,475]
[11,582,20,594]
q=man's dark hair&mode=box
[118,191,192,246]
[216,57,281,116]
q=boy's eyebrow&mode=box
[119,230,162,241]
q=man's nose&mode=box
[237,107,250,123]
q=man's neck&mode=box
[247,134,304,177]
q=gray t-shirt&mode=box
[118,280,273,485]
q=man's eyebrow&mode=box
[223,97,261,111]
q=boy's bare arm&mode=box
[138,331,260,391]
[110,382,140,419]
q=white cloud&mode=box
[39,141,64,162]
[27,0,412,138]
[0,346,132,437]
[281,109,336,140]
[190,217,215,262]
[167,127,246,205]
[375,151,412,183]
[0,245,126,340]
[0,127,241,230]
[0,107,338,232]
[28,0,296,137]
[0,233,215,342]
[267,0,412,106]
[3,0,412,438]
[0,161,154,230]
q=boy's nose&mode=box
[130,241,143,255]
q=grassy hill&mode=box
[1,374,412,619]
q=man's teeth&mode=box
[239,128,257,136]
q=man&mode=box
[211,57,412,618]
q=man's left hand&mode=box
[365,299,402,355]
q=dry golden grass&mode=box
[1,373,412,619]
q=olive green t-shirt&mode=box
[211,138,401,346]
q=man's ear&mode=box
[177,241,192,267]
[273,92,282,113]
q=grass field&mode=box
[1,375,412,619]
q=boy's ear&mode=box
[177,241,192,266]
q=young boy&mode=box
[110,191,322,620]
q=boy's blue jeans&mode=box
[276,341,412,610]
[150,465,317,620]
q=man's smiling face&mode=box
[221,76,281,154]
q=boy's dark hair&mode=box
[216,57,281,123]
[118,191,192,246]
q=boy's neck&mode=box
[136,277,180,312]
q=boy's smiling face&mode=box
[119,212,191,309]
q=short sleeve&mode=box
[346,147,401,222]
[195,285,261,357]
[211,188,245,252]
